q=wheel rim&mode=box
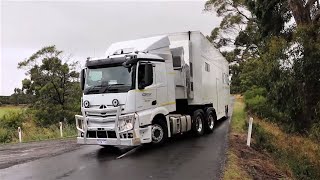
[152,124,164,143]
[208,114,215,129]
[196,116,203,133]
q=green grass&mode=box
[253,118,320,179]
[0,106,23,118]
[0,106,77,143]
[223,96,250,180]
[18,123,77,143]
[224,151,250,180]
[230,96,247,133]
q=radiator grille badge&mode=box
[99,105,107,109]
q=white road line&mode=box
[116,146,141,159]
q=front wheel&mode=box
[151,120,168,145]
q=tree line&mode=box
[205,0,320,139]
[1,46,81,126]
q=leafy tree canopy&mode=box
[18,46,81,125]
[206,0,320,134]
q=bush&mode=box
[33,104,78,127]
[253,122,320,179]
[0,111,25,130]
[246,95,267,112]
[0,127,11,143]
[244,87,267,100]
[0,111,27,143]
[310,103,320,141]
[244,87,269,116]
[252,124,275,151]
[310,122,320,142]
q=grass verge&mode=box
[223,95,290,179]
[0,106,24,118]
[253,117,320,179]
[223,95,250,179]
[0,106,77,143]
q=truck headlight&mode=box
[83,100,90,108]
[118,115,135,132]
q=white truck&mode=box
[75,31,230,147]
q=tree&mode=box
[288,0,320,25]
[18,46,81,125]
[9,88,32,105]
[205,0,252,50]
[205,0,320,133]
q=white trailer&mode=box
[75,31,230,146]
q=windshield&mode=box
[84,65,135,94]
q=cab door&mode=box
[136,62,157,111]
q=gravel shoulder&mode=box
[0,138,80,169]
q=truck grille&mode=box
[86,130,132,139]
[86,130,117,138]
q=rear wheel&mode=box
[192,109,205,136]
[151,119,168,145]
[205,108,216,133]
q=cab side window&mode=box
[138,63,153,89]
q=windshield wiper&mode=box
[101,84,126,93]
[85,85,103,94]
[108,83,125,86]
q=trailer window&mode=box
[222,73,225,83]
[173,56,182,68]
[225,74,230,84]
[205,62,210,72]
[222,73,229,84]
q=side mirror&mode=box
[80,69,85,91]
[138,82,145,90]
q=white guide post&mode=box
[246,117,253,147]
[59,122,63,137]
[18,127,22,143]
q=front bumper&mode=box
[75,106,142,146]
[77,137,141,146]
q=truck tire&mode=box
[204,108,216,133]
[192,109,205,136]
[151,119,168,145]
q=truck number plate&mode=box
[97,139,108,145]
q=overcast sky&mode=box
[0,0,220,96]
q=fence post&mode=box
[18,127,22,143]
[247,117,253,147]
[59,122,63,137]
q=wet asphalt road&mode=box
[0,99,233,180]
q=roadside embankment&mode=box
[223,95,292,179]
[252,116,320,179]
[0,105,77,143]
